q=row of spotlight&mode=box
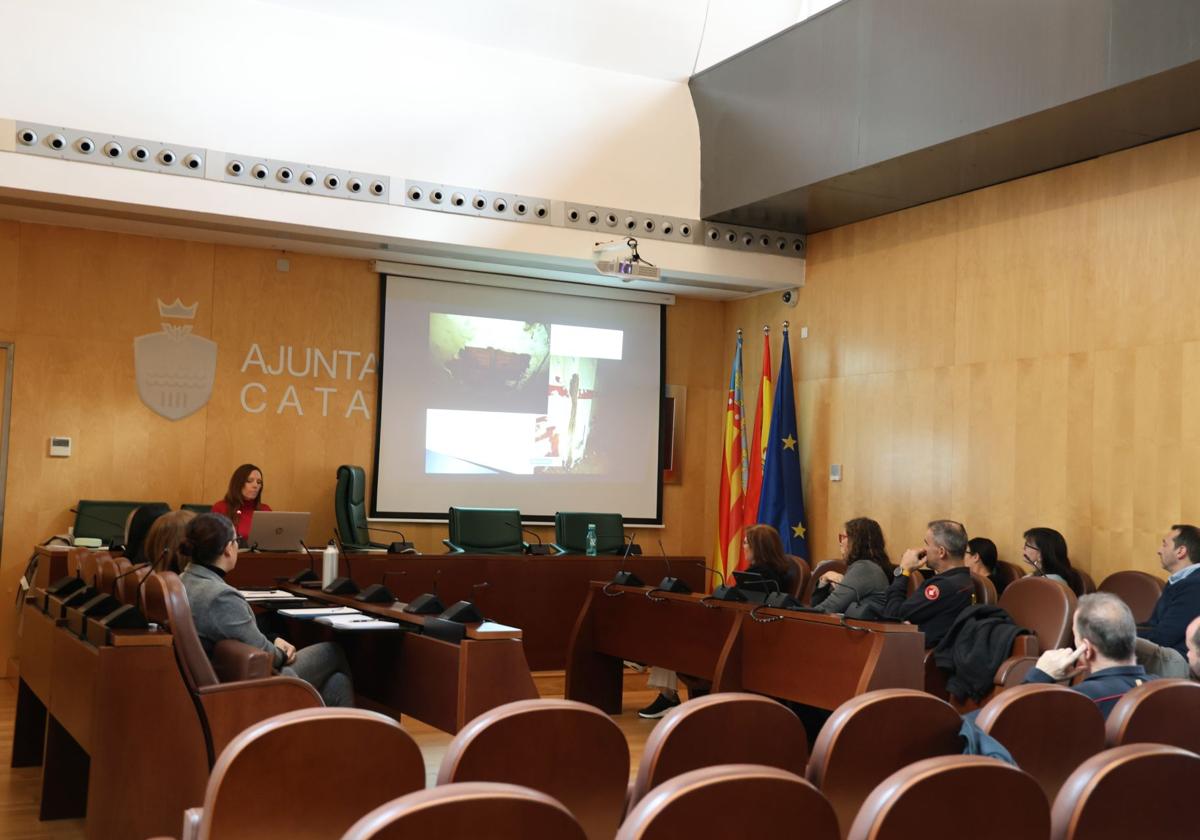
[226,159,385,197]
[17,126,202,170]
[706,225,806,255]
[405,184,547,219]
[566,206,692,239]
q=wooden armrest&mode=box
[211,639,272,682]
[994,656,1039,687]
[198,676,322,760]
[1010,635,1039,658]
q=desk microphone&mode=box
[603,532,644,594]
[596,532,639,556]
[99,549,165,630]
[357,569,403,604]
[323,536,359,595]
[507,522,553,555]
[362,524,415,553]
[287,540,319,584]
[403,568,444,615]
[655,555,691,595]
[441,581,489,623]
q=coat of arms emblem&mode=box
[134,298,217,420]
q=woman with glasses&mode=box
[179,512,354,706]
[811,517,893,618]
[1022,526,1084,596]
[965,536,1009,597]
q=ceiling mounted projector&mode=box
[593,237,661,282]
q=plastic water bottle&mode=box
[586,523,598,556]
[322,539,338,587]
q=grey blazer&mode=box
[812,559,890,618]
[180,563,286,670]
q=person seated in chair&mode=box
[180,512,354,707]
[211,463,271,544]
[1137,524,1200,657]
[1025,592,1157,720]
[1021,527,1085,596]
[812,517,892,617]
[883,519,975,648]
[965,536,1008,597]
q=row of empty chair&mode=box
[162,688,1200,840]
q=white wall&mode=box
[0,0,803,288]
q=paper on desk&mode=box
[239,589,299,600]
[475,621,520,634]
[278,606,361,617]
[317,615,401,630]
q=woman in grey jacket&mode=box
[811,517,893,618]
[179,512,354,706]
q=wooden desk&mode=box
[13,594,209,840]
[230,552,705,670]
[565,583,925,714]
[269,585,538,734]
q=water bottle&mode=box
[322,539,338,587]
[586,523,598,556]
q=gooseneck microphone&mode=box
[654,554,691,596]
[506,522,553,555]
[604,532,644,594]
[440,581,489,623]
[288,540,319,584]
[363,524,415,553]
[323,535,359,595]
[403,568,444,615]
[99,549,166,631]
[356,568,403,604]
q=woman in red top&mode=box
[211,463,271,542]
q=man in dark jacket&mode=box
[883,519,975,648]
[1026,592,1156,720]
[1137,524,1200,657]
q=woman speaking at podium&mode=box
[211,463,271,543]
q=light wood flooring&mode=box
[0,671,662,838]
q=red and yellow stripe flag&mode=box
[713,332,747,588]
[740,328,773,570]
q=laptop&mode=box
[246,511,311,552]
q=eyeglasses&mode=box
[837,532,848,542]
[1023,543,1038,552]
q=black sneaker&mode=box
[637,693,681,719]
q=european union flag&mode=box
[756,327,809,559]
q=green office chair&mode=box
[443,507,525,554]
[181,504,213,514]
[552,512,626,555]
[75,499,170,546]
[335,465,388,551]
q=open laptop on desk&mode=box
[247,511,311,551]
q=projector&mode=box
[593,238,661,283]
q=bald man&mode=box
[1026,592,1158,720]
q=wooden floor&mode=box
[0,670,662,838]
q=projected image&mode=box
[425,323,623,476]
[429,314,550,411]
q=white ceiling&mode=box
[256,0,842,82]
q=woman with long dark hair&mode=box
[965,536,1008,597]
[179,513,353,706]
[742,524,798,595]
[211,463,271,542]
[1022,527,1084,596]
[812,517,892,617]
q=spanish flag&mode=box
[742,328,773,560]
[713,332,747,588]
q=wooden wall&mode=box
[727,129,1200,584]
[0,221,725,669]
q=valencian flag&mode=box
[740,327,773,572]
[757,324,809,559]
[713,331,747,587]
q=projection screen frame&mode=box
[370,272,666,525]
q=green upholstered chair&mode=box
[181,504,213,514]
[74,499,169,545]
[443,507,525,554]
[553,512,626,555]
[335,465,387,551]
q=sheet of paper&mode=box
[475,621,520,633]
[239,589,299,600]
[277,606,361,617]
[317,615,401,630]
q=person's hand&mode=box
[899,548,926,572]
[821,571,844,585]
[274,637,297,666]
[1034,646,1084,680]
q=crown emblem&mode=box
[158,298,198,319]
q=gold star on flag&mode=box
[782,434,797,450]
[792,522,806,539]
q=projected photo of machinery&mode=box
[425,314,621,475]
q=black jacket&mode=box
[933,604,1031,702]
[882,565,976,648]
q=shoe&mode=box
[637,692,681,719]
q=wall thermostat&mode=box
[49,436,72,457]
[830,464,842,482]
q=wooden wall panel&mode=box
[727,128,1200,586]
[0,221,17,335]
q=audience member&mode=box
[1022,527,1084,596]
[211,463,271,543]
[1025,592,1156,719]
[812,517,892,617]
[1188,616,1200,680]
[180,512,354,706]
[965,536,1008,597]
[143,509,197,573]
[740,523,798,595]
[883,520,975,647]
[124,502,171,563]
[1137,524,1200,656]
